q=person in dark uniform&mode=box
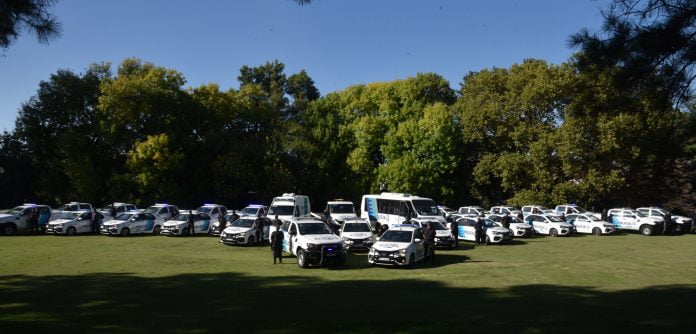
[501,212,511,229]
[601,208,608,221]
[91,208,101,233]
[663,211,672,234]
[450,218,459,248]
[270,224,284,264]
[255,216,264,244]
[374,220,381,235]
[230,210,240,222]
[218,212,227,234]
[423,223,436,265]
[474,218,485,245]
[29,209,39,234]
[187,210,195,236]
[378,223,388,237]
[110,204,117,221]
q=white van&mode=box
[360,192,446,229]
[268,193,311,222]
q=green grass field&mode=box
[1,232,695,333]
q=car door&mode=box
[573,215,590,233]
[78,212,92,233]
[413,229,425,260]
[287,223,298,255]
[533,215,547,234]
[263,218,272,241]
[281,222,291,253]
[196,213,211,233]
[458,219,474,241]
[621,211,638,230]
[38,207,51,229]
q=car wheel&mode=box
[153,226,161,235]
[2,223,17,236]
[485,235,491,245]
[248,235,255,245]
[592,227,601,236]
[640,225,653,236]
[66,227,76,236]
[297,249,308,268]
[549,228,558,237]
[120,227,130,237]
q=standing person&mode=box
[374,220,381,236]
[663,211,672,234]
[502,212,511,229]
[91,208,101,233]
[423,222,436,265]
[474,218,485,246]
[218,212,227,234]
[230,210,240,223]
[601,208,608,221]
[110,204,117,221]
[255,216,264,244]
[450,218,459,248]
[29,208,39,234]
[187,210,195,236]
[270,224,284,264]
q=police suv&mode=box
[141,203,179,221]
[607,208,664,236]
[220,216,273,245]
[46,211,94,235]
[521,205,558,217]
[368,224,425,267]
[554,204,601,219]
[98,203,138,220]
[565,214,615,235]
[636,207,694,234]
[457,206,486,217]
[161,212,214,236]
[489,206,522,217]
[487,214,534,237]
[280,217,345,268]
[455,217,514,244]
[52,202,93,219]
[237,204,268,217]
[0,204,52,235]
[524,214,574,236]
[339,218,375,251]
[323,200,359,231]
[100,212,162,236]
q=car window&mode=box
[289,223,297,234]
[80,212,91,220]
[622,212,634,217]
[211,207,219,214]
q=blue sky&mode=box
[0,0,609,131]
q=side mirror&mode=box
[375,237,380,241]
[130,218,136,222]
[414,238,422,243]
[76,217,82,221]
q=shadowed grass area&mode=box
[1,233,695,333]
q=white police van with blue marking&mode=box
[279,216,345,268]
[100,212,162,236]
[0,204,52,235]
[161,212,214,236]
[368,224,425,266]
[360,192,446,230]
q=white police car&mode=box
[161,212,214,236]
[489,206,522,217]
[280,217,345,268]
[98,203,138,220]
[455,217,514,244]
[220,216,273,245]
[524,214,573,236]
[554,204,601,219]
[457,206,486,217]
[521,205,559,218]
[487,214,534,237]
[51,202,93,220]
[636,207,694,233]
[100,212,162,236]
[427,221,455,248]
[339,218,375,251]
[0,204,52,235]
[607,208,664,236]
[46,211,94,235]
[211,204,264,235]
[141,203,179,221]
[565,214,615,235]
[368,224,425,266]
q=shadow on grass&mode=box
[1,273,694,334]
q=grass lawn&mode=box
[1,232,695,333]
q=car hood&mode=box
[510,223,532,229]
[0,213,17,222]
[673,215,691,222]
[372,242,408,251]
[341,232,372,239]
[163,220,187,227]
[303,234,342,244]
[488,226,511,233]
[102,220,124,227]
[222,226,251,234]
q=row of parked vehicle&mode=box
[1,192,693,269]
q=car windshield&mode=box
[56,212,80,219]
[115,213,135,220]
[240,207,260,216]
[298,223,332,235]
[440,206,455,213]
[268,205,294,216]
[231,219,254,228]
[633,210,647,217]
[547,215,565,222]
[653,209,668,216]
[57,204,80,211]
[142,206,160,214]
[588,215,602,221]
[196,206,213,214]
[570,206,587,213]
[429,222,447,230]
[343,222,371,232]
[412,200,439,216]
[379,230,413,242]
[7,207,25,215]
[483,219,496,227]
[329,204,355,214]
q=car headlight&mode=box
[398,249,407,256]
[368,248,375,255]
[220,232,226,237]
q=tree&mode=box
[0,0,61,51]
[126,134,184,203]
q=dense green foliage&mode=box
[0,0,61,51]
[1,1,695,214]
[1,234,695,332]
